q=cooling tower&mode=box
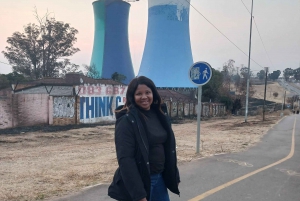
[138,0,194,88]
[90,0,135,84]
[90,1,105,77]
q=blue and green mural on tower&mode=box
[90,0,135,84]
[138,0,194,88]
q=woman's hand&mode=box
[139,198,147,201]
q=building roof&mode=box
[12,73,125,91]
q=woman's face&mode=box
[134,84,153,110]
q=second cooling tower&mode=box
[90,0,135,84]
[138,0,194,88]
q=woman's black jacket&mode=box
[108,104,180,201]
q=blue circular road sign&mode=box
[188,61,213,86]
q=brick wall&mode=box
[0,94,13,129]
[12,94,49,127]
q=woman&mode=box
[108,76,180,201]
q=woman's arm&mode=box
[115,116,147,201]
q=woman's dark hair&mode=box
[117,76,163,113]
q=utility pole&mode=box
[263,67,268,121]
[281,90,286,117]
[283,91,286,110]
[244,0,254,123]
[236,67,239,92]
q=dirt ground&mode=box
[252,82,290,103]
[0,110,287,201]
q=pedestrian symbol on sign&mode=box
[202,68,209,80]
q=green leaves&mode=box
[2,16,80,79]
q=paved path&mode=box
[51,115,300,201]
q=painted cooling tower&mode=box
[90,0,105,76]
[90,0,135,84]
[138,0,194,88]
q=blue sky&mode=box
[0,0,299,76]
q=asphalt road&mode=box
[278,79,300,96]
[51,114,300,201]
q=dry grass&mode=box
[0,111,284,201]
[252,82,290,103]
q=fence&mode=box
[164,100,226,119]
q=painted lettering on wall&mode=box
[77,85,127,96]
[76,85,127,123]
[80,96,125,119]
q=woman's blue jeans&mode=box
[149,173,170,201]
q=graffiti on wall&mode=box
[171,102,177,117]
[184,103,189,116]
[178,102,183,117]
[203,105,210,117]
[76,85,127,123]
[213,105,216,117]
[189,103,194,115]
[215,105,219,116]
[53,97,75,118]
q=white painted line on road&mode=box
[83,183,110,190]
[189,116,297,201]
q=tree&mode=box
[268,70,281,81]
[232,74,241,92]
[221,59,235,92]
[202,68,223,102]
[2,10,80,79]
[235,75,255,102]
[5,72,29,83]
[293,67,300,81]
[240,66,252,78]
[257,70,265,80]
[0,74,10,89]
[84,64,101,79]
[0,72,29,90]
[111,72,126,83]
[283,68,294,81]
[232,98,242,115]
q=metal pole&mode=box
[196,86,202,153]
[244,0,254,123]
[281,90,284,117]
[263,67,268,121]
[283,91,286,110]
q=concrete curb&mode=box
[49,183,110,201]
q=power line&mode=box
[240,0,274,69]
[240,0,251,13]
[253,20,274,69]
[185,0,264,68]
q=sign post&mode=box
[188,62,213,153]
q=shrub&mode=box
[273,92,279,98]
